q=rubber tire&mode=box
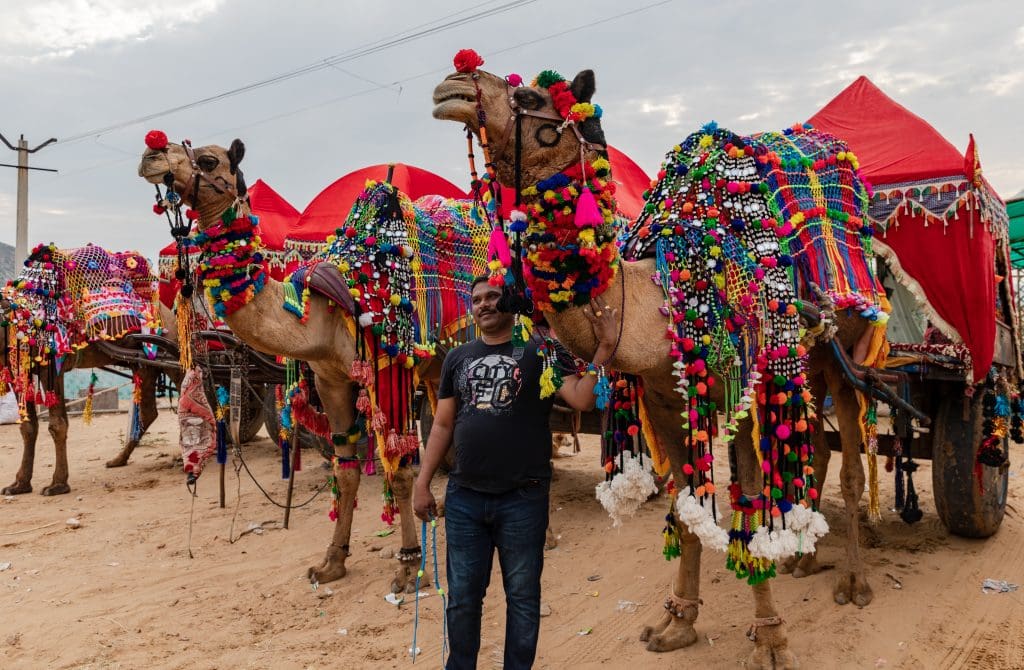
[237,383,267,444]
[262,386,330,454]
[932,391,1009,538]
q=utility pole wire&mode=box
[57,0,537,145]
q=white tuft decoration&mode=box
[358,312,375,328]
[782,504,830,555]
[746,505,829,560]
[595,453,659,527]
[675,487,729,553]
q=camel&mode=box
[139,137,498,592]
[2,249,179,496]
[433,60,892,666]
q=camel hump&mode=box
[305,263,356,316]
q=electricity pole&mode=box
[0,132,58,263]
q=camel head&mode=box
[432,52,607,188]
[138,131,248,229]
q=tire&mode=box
[261,386,331,454]
[238,383,267,444]
[932,390,1009,538]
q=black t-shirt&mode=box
[438,337,561,493]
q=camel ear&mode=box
[227,139,245,174]
[570,70,596,104]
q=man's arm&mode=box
[413,396,456,521]
[556,296,619,412]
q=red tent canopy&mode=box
[287,164,465,262]
[483,145,651,220]
[809,76,1006,382]
[158,179,300,306]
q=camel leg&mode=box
[107,367,159,468]
[2,401,38,495]
[390,463,430,594]
[640,524,701,651]
[307,376,357,585]
[780,371,829,579]
[42,375,71,496]
[635,396,701,652]
[734,420,798,669]
[827,369,873,607]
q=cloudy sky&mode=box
[1,0,1021,263]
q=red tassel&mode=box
[575,186,604,228]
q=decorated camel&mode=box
[433,54,894,665]
[2,244,177,496]
[139,132,497,591]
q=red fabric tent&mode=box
[286,164,466,265]
[809,76,1007,382]
[158,179,300,307]
[482,145,651,220]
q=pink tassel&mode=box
[355,390,371,414]
[385,430,401,458]
[363,457,376,476]
[575,186,604,228]
[487,226,512,266]
[372,410,387,434]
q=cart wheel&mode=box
[238,383,267,444]
[932,391,1009,538]
[262,386,331,455]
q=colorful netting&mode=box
[305,182,489,480]
[619,123,875,582]
[1,244,159,418]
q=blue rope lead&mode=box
[411,520,428,662]
[432,518,449,664]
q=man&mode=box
[414,276,619,670]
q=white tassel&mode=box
[595,454,658,527]
[675,487,729,552]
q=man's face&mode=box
[471,282,513,333]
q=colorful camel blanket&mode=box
[1,244,159,403]
[279,183,489,482]
[618,123,887,582]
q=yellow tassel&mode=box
[83,393,93,426]
[176,295,193,371]
[539,365,556,399]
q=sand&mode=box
[1,410,1023,669]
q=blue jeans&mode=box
[444,478,549,670]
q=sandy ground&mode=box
[1,410,1023,670]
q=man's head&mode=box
[471,276,514,337]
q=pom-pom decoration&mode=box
[453,48,484,74]
[145,130,168,150]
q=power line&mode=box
[58,0,537,144]
[53,0,676,181]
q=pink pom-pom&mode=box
[574,186,604,228]
[775,424,791,440]
[506,73,523,86]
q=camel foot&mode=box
[747,644,799,670]
[2,482,32,495]
[306,547,348,585]
[643,615,698,652]
[105,454,130,468]
[747,619,798,670]
[545,526,558,550]
[392,560,429,594]
[833,571,873,607]
[41,483,70,496]
[780,553,825,579]
[639,611,672,643]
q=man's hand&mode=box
[413,480,437,522]
[583,296,619,356]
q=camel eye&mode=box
[196,155,219,172]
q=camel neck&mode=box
[193,204,267,318]
[515,156,622,314]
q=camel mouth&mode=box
[432,81,479,127]
[138,149,170,182]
